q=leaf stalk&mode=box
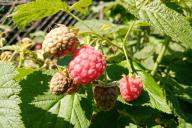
[122,22,135,74]
[151,37,170,76]
[66,11,123,50]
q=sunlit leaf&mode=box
[12,0,69,29]
[0,62,24,128]
[20,71,93,128]
[118,0,192,49]
[71,0,92,14]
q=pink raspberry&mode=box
[120,75,143,102]
[34,43,42,50]
[68,46,106,84]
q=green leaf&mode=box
[117,103,161,127]
[164,84,192,123]
[12,0,69,29]
[0,45,20,51]
[162,78,192,104]
[151,125,162,128]
[178,118,192,128]
[163,83,185,119]
[29,31,46,43]
[168,60,192,86]
[126,123,138,128]
[71,0,92,14]
[0,62,24,128]
[15,68,37,81]
[117,91,150,107]
[118,0,192,49]
[90,109,119,128]
[20,71,93,128]
[106,63,128,81]
[75,19,127,35]
[58,55,72,67]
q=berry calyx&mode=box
[93,82,118,111]
[50,70,79,95]
[68,46,106,84]
[42,25,79,57]
[120,75,143,102]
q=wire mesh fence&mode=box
[0,0,98,44]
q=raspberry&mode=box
[68,46,106,84]
[120,75,143,102]
[50,70,79,95]
[34,43,42,50]
[93,82,118,111]
[42,25,79,57]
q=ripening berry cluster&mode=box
[46,25,143,111]
[46,25,107,94]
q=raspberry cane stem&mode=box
[122,22,136,74]
[8,51,17,62]
[100,44,108,83]
[67,10,135,74]
[67,11,122,50]
[151,36,170,76]
[67,11,95,32]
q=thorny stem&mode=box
[18,52,24,68]
[122,22,135,74]
[67,11,95,32]
[8,51,17,62]
[100,43,108,83]
[67,11,123,50]
[151,37,170,76]
[95,33,123,50]
[1,56,6,61]
[79,31,123,50]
